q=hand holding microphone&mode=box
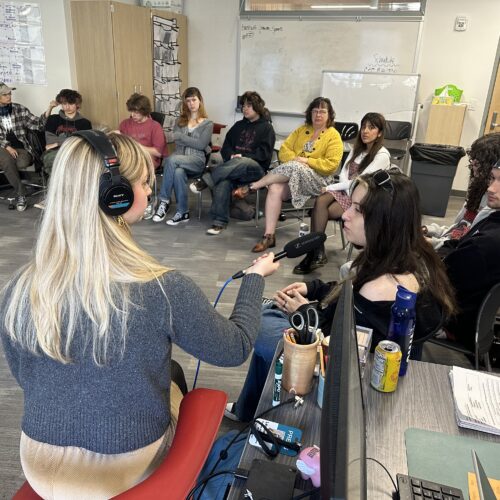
[246,252,280,277]
[232,232,327,280]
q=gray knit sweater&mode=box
[0,271,264,454]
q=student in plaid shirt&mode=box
[0,82,56,211]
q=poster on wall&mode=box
[153,15,182,141]
[0,1,46,85]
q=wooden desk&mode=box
[229,354,500,498]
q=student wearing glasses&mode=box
[225,168,455,422]
[294,112,390,274]
[233,97,343,253]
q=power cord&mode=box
[186,468,249,500]
[192,276,234,389]
[195,396,298,499]
[366,457,398,494]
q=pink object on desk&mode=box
[296,445,321,487]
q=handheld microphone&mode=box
[232,232,327,279]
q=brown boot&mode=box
[232,185,251,199]
[251,234,276,253]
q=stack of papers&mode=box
[449,366,500,436]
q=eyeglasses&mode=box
[372,169,394,196]
[312,108,328,115]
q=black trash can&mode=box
[410,143,466,217]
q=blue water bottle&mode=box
[387,285,417,376]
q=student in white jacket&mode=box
[294,112,391,274]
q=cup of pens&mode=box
[282,328,320,396]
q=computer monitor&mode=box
[320,279,367,499]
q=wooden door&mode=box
[71,1,118,128]
[112,2,153,126]
[485,56,500,135]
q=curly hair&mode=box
[125,93,152,116]
[304,97,335,128]
[239,91,268,118]
[55,89,82,106]
[465,133,500,211]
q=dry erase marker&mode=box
[273,355,283,406]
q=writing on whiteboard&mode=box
[363,54,399,73]
[241,24,284,40]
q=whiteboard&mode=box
[321,71,420,124]
[238,19,421,115]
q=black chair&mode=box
[0,129,47,208]
[151,111,166,127]
[428,282,500,371]
[384,120,412,168]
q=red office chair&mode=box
[13,388,227,500]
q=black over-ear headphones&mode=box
[73,130,134,216]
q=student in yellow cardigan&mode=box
[233,97,343,253]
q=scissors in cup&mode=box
[289,304,319,345]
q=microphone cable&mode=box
[192,275,234,390]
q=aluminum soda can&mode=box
[299,222,310,238]
[371,340,402,393]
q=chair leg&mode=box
[255,189,260,227]
[197,191,202,220]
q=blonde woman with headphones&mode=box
[0,131,279,498]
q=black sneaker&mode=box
[167,211,190,226]
[152,201,170,222]
[189,179,207,193]
[16,196,27,212]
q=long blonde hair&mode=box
[3,133,169,364]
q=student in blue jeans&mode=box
[225,169,456,422]
[153,87,213,226]
[202,91,275,236]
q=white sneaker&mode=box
[166,211,190,226]
[34,200,46,210]
[152,201,170,222]
[143,203,154,220]
[206,225,225,235]
[223,402,240,421]
[16,195,27,212]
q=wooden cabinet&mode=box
[424,104,467,146]
[70,1,187,130]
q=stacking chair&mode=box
[13,388,227,500]
[384,120,412,171]
[0,129,47,208]
[428,282,500,371]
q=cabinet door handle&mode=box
[491,112,499,130]
[139,85,142,93]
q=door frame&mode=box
[481,36,500,135]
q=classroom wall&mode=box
[416,0,500,191]
[185,0,500,191]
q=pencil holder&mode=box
[282,329,320,396]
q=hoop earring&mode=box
[115,215,125,227]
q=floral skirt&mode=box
[272,160,336,208]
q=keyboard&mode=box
[396,473,464,500]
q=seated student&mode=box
[42,89,92,176]
[293,112,391,274]
[119,93,167,219]
[0,82,56,211]
[196,91,275,236]
[225,169,455,422]
[234,97,343,253]
[442,160,500,352]
[152,87,213,226]
[424,132,500,249]
[0,132,279,498]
